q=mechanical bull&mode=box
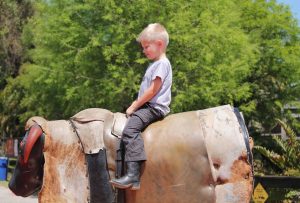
[9,105,253,203]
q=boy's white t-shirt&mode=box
[138,57,172,115]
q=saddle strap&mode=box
[69,119,86,152]
[86,149,114,203]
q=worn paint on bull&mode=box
[197,106,253,203]
[39,120,90,203]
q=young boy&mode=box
[110,23,172,190]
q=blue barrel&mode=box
[0,157,8,181]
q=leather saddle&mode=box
[70,108,127,154]
[103,112,128,139]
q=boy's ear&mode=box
[156,40,165,48]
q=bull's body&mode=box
[10,105,253,203]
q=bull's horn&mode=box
[24,124,43,164]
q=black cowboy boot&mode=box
[110,161,141,190]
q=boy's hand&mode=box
[126,101,137,117]
[126,106,135,117]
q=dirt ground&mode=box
[0,185,38,203]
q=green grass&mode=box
[0,172,11,188]
[0,180,8,187]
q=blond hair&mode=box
[137,23,169,47]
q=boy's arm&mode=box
[126,77,162,116]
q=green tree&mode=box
[0,0,33,137]
[3,0,255,119]
[168,0,256,112]
[0,0,33,89]
[237,0,300,132]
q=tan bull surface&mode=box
[125,111,216,203]
[23,105,253,203]
[39,120,90,203]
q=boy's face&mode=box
[141,40,163,61]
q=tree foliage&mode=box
[0,0,33,137]
[238,0,300,131]
[0,0,33,89]
[0,0,299,137]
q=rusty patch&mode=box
[229,153,252,183]
[230,154,253,202]
[215,153,253,202]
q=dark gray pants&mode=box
[122,104,164,162]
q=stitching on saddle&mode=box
[68,119,85,153]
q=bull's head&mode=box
[9,124,45,197]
